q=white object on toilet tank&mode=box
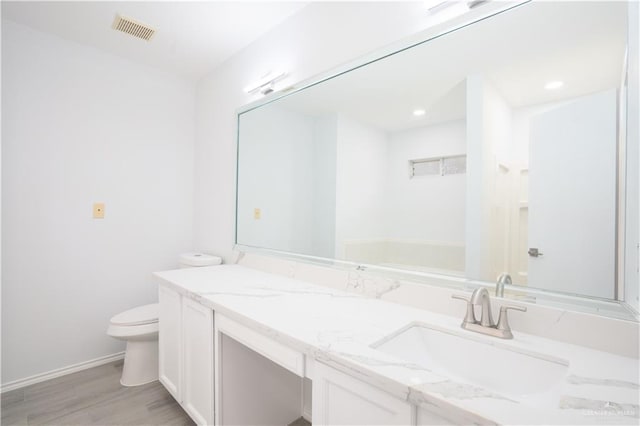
[179,252,222,268]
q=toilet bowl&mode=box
[108,253,222,386]
[107,303,159,386]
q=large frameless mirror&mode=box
[236,1,639,319]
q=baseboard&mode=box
[1,351,125,393]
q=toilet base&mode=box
[120,339,159,386]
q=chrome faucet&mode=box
[471,287,494,327]
[496,273,511,297]
[452,288,526,339]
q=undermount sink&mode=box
[372,323,569,401]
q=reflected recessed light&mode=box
[544,81,564,90]
[413,109,426,117]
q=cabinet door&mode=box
[182,297,214,425]
[313,362,414,426]
[159,285,182,401]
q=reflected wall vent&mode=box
[409,155,466,178]
[112,14,156,41]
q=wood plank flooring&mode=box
[1,360,194,426]
[286,417,311,426]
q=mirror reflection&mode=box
[237,1,635,302]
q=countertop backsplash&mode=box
[237,251,639,359]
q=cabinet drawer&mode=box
[215,314,305,377]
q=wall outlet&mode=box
[93,203,105,219]
[254,208,261,220]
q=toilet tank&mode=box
[179,252,222,268]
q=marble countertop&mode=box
[154,265,639,425]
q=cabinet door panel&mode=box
[313,362,413,425]
[182,297,214,425]
[159,285,182,401]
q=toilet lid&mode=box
[110,303,159,326]
[179,252,222,267]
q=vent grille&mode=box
[112,14,156,41]
[409,155,467,178]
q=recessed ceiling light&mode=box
[413,109,426,117]
[544,81,564,90]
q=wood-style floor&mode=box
[1,360,194,426]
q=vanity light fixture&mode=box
[544,80,564,90]
[244,71,288,96]
[413,108,427,117]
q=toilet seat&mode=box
[110,303,158,326]
[107,303,159,340]
[107,322,158,339]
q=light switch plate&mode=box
[254,208,261,220]
[93,203,105,219]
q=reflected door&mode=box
[528,89,617,298]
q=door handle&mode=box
[528,248,543,257]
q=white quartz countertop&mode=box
[154,265,639,425]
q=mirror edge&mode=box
[233,0,639,323]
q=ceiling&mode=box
[2,1,308,81]
[272,1,627,133]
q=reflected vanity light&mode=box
[413,108,427,116]
[424,0,488,23]
[244,71,288,95]
[424,1,468,14]
[544,80,564,90]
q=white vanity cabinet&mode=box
[158,284,182,400]
[182,297,214,425]
[312,362,414,426]
[157,277,462,426]
[417,407,459,426]
[158,285,214,425]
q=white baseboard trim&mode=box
[1,351,125,393]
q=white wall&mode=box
[334,115,388,258]
[194,2,435,263]
[465,76,513,281]
[511,103,560,165]
[236,108,337,258]
[483,82,513,281]
[386,120,466,243]
[236,106,316,255]
[1,21,195,384]
[312,115,338,259]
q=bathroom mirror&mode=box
[236,1,639,318]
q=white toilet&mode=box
[107,253,222,386]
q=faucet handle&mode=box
[496,304,527,336]
[451,294,476,325]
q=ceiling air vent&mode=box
[112,14,156,41]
